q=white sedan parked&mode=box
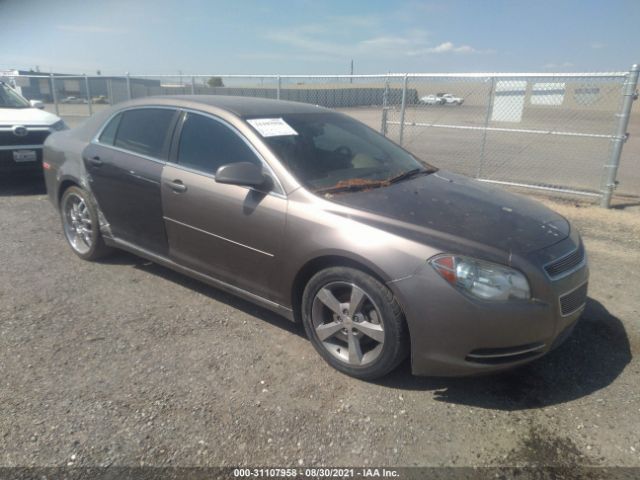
[419,94,446,105]
[438,93,464,105]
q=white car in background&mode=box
[437,93,464,105]
[419,94,446,105]
[0,81,68,173]
[60,96,88,104]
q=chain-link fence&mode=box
[383,71,640,206]
[3,67,638,206]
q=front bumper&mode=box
[0,146,43,173]
[1,125,52,173]
[390,236,589,377]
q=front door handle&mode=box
[87,156,103,167]
[167,179,187,193]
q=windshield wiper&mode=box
[387,168,434,184]
[314,179,389,195]
[314,167,437,195]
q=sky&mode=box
[0,0,639,75]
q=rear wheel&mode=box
[60,186,112,260]
[301,266,409,380]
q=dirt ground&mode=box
[0,174,638,473]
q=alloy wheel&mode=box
[62,193,93,255]
[311,281,385,366]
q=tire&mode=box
[60,186,112,261]
[301,266,409,380]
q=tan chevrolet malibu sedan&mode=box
[42,96,588,380]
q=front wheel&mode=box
[301,267,409,380]
[60,186,112,260]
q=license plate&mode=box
[13,150,37,163]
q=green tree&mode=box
[207,76,224,87]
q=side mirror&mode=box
[215,162,268,188]
[29,100,45,109]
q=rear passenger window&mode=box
[177,112,260,174]
[114,108,175,158]
[98,113,121,145]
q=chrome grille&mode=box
[559,282,588,316]
[545,245,585,278]
[0,129,51,146]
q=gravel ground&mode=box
[0,175,639,472]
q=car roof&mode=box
[124,95,330,117]
[68,95,338,142]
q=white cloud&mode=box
[359,36,414,49]
[428,41,456,53]
[407,41,493,56]
[266,21,489,59]
[590,42,605,49]
[429,42,473,53]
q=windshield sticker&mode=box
[247,118,298,137]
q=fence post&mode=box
[50,74,59,116]
[477,76,495,178]
[398,74,408,146]
[125,72,132,100]
[277,75,281,100]
[600,63,639,208]
[84,74,93,115]
[380,77,389,136]
[191,76,196,95]
[107,79,113,105]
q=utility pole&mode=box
[350,59,353,83]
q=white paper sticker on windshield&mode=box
[247,118,298,137]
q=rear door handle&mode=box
[166,179,187,193]
[87,156,103,166]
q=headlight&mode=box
[50,120,68,131]
[429,254,530,301]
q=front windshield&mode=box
[247,112,436,193]
[0,83,30,108]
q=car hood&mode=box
[0,107,60,126]
[327,171,569,254]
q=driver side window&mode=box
[177,112,260,174]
